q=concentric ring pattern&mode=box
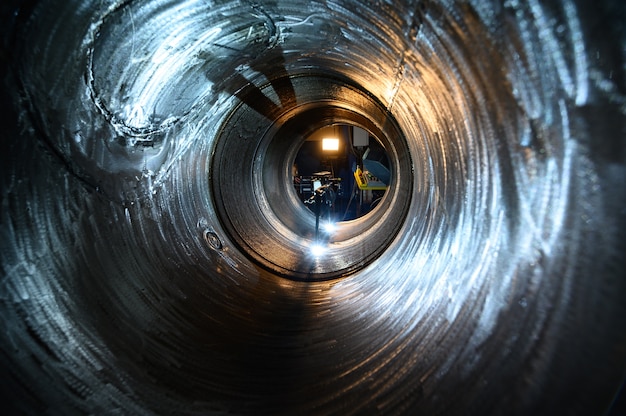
[1,0,624,414]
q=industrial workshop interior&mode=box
[1,0,624,414]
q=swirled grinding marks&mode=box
[1,0,625,414]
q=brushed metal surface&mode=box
[1,0,624,414]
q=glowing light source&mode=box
[310,243,327,257]
[322,221,337,234]
[322,138,339,151]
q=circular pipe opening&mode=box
[211,74,412,280]
[292,123,391,222]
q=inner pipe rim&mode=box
[259,104,396,241]
[210,74,413,281]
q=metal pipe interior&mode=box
[0,0,624,414]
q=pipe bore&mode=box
[1,0,624,414]
[211,74,412,280]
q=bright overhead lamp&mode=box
[322,138,339,151]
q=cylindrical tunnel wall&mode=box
[1,0,625,414]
